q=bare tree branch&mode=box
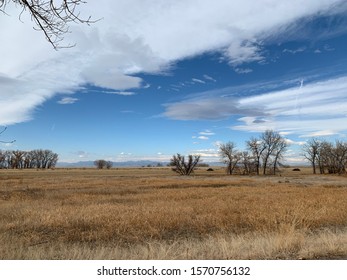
[219,141,241,175]
[0,126,15,144]
[0,0,98,49]
[170,153,200,176]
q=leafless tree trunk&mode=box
[246,137,266,175]
[219,142,241,175]
[272,138,288,175]
[240,151,255,175]
[12,150,26,169]
[302,138,320,174]
[333,140,347,174]
[260,130,288,175]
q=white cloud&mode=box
[225,40,264,66]
[192,78,206,84]
[283,138,306,146]
[198,136,209,140]
[189,148,220,161]
[58,97,79,105]
[300,130,338,138]
[234,68,253,74]
[76,151,89,158]
[1,0,346,125]
[282,47,306,54]
[203,75,217,82]
[107,91,136,96]
[199,130,215,136]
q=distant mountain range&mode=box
[56,160,223,168]
[56,160,169,168]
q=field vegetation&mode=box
[0,167,346,259]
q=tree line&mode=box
[0,149,58,169]
[171,130,288,176]
[302,139,347,174]
[171,130,347,176]
[218,130,288,175]
[94,159,113,169]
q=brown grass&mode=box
[0,167,346,259]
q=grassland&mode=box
[0,167,346,259]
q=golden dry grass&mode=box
[0,167,346,259]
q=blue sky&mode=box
[1,0,347,163]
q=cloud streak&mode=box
[58,97,79,105]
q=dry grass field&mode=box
[0,167,346,260]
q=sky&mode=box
[1,0,347,164]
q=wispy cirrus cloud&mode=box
[282,47,306,54]
[58,97,79,105]
[199,130,215,136]
[106,91,136,96]
[234,68,253,74]
[192,78,206,84]
[189,148,220,161]
[203,75,217,82]
[234,76,347,136]
[164,75,347,137]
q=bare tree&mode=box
[246,137,266,175]
[0,0,95,49]
[301,138,347,174]
[246,130,288,175]
[4,150,13,168]
[11,150,26,169]
[94,159,107,169]
[30,149,58,169]
[24,151,36,168]
[106,160,113,169]
[0,151,5,168]
[317,140,333,174]
[170,153,200,175]
[272,137,288,175]
[46,150,58,168]
[302,138,320,174]
[219,142,241,175]
[334,140,347,174]
[240,151,256,175]
[316,140,347,174]
[260,130,285,175]
[0,149,57,169]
